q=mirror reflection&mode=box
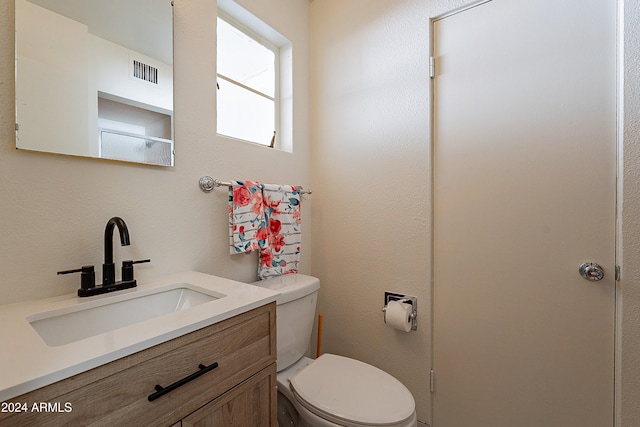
[15,0,174,166]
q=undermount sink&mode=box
[28,284,223,347]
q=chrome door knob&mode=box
[579,262,605,281]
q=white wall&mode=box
[90,35,173,112]
[0,0,311,303]
[310,0,640,425]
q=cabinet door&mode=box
[182,364,276,427]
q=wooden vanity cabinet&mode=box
[0,302,277,427]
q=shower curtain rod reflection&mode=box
[198,176,312,194]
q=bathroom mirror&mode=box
[15,0,174,167]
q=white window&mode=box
[217,15,278,147]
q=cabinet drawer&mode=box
[182,363,277,427]
[0,303,276,427]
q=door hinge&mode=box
[429,56,436,79]
[615,265,621,281]
[430,369,435,392]
[15,123,19,131]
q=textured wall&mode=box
[310,0,434,422]
[620,0,640,425]
[0,0,311,304]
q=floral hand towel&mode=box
[259,184,302,279]
[228,180,266,254]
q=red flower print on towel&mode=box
[233,186,252,207]
[263,195,282,216]
[256,227,269,241]
[251,191,264,215]
[260,249,274,267]
[269,234,286,253]
[269,218,282,234]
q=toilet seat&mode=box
[289,354,415,427]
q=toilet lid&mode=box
[289,354,415,426]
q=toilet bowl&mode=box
[251,274,417,427]
[279,355,417,427]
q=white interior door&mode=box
[432,1,617,426]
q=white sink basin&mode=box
[0,271,278,402]
[28,284,223,346]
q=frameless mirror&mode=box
[15,0,174,166]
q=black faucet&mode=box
[103,216,130,286]
[58,217,150,297]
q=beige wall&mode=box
[0,0,311,303]
[310,0,640,425]
[309,0,434,423]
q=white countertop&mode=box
[0,271,278,402]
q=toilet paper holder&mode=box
[382,292,418,331]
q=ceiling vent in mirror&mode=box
[133,60,158,85]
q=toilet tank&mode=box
[251,274,320,371]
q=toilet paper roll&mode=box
[385,300,413,332]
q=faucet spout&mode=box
[103,217,130,286]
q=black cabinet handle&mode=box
[148,362,219,402]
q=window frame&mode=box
[216,12,280,148]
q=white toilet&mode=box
[251,274,417,427]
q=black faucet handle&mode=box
[57,265,96,290]
[122,259,151,282]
